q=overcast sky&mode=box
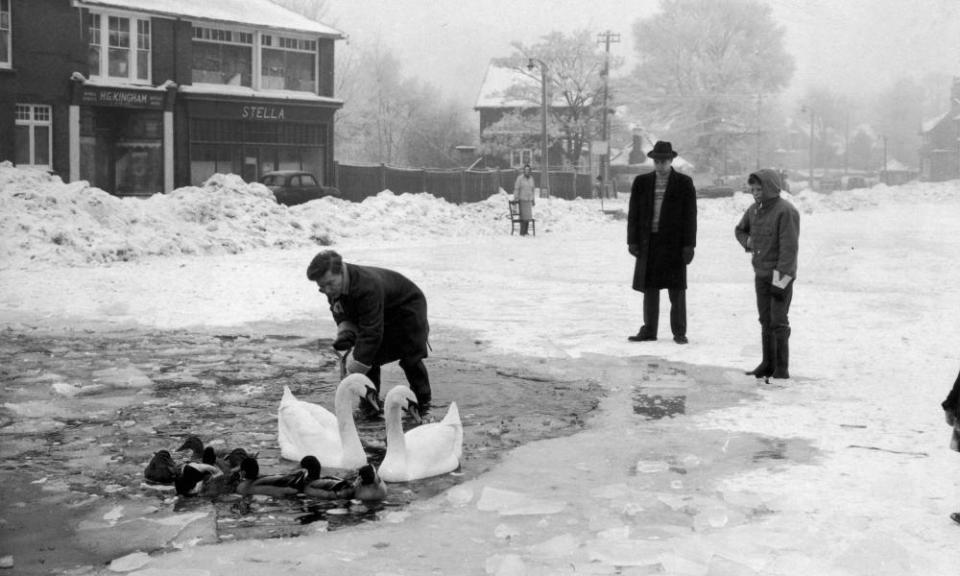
[323,0,960,110]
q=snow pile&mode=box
[2,161,958,268]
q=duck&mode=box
[277,374,379,469]
[143,449,179,484]
[175,435,210,462]
[379,385,463,482]
[236,456,307,498]
[174,461,224,496]
[298,455,355,500]
[352,463,388,502]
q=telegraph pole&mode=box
[597,30,620,199]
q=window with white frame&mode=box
[14,104,52,168]
[0,0,10,68]
[192,26,253,86]
[261,34,316,92]
[511,149,533,168]
[86,11,151,82]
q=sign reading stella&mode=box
[241,105,286,120]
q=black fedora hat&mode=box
[647,141,678,159]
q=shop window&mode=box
[511,149,533,168]
[86,12,150,83]
[14,104,52,168]
[192,26,252,87]
[260,34,316,92]
[0,0,10,68]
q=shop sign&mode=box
[241,105,286,121]
[81,87,165,109]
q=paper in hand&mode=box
[772,270,792,290]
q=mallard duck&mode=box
[144,449,179,484]
[236,457,305,498]
[174,461,223,496]
[352,464,388,502]
[298,455,355,500]
[277,375,379,468]
[379,385,463,482]
[175,435,209,462]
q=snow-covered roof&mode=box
[610,130,694,170]
[179,84,343,105]
[921,111,949,133]
[475,63,569,109]
[74,0,343,38]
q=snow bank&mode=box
[2,161,957,268]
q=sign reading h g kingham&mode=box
[80,87,165,109]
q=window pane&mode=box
[192,41,250,86]
[14,126,30,164]
[137,50,149,80]
[109,48,129,77]
[34,126,50,165]
[88,46,101,75]
[285,51,315,91]
[0,30,8,65]
[109,17,129,48]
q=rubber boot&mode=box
[745,330,774,377]
[771,329,790,379]
[400,358,432,407]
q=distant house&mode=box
[473,62,569,170]
[919,77,960,182]
[0,0,344,195]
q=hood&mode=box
[750,169,782,201]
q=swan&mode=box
[379,385,463,482]
[277,374,379,468]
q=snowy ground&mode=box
[1,162,959,575]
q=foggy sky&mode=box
[324,0,960,110]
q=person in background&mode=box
[626,141,698,344]
[513,163,536,236]
[942,368,960,525]
[735,169,800,380]
[306,250,432,409]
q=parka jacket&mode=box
[943,369,960,418]
[328,264,429,367]
[734,169,800,279]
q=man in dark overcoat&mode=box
[626,141,698,344]
[307,250,432,407]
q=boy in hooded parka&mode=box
[735,169,800,380]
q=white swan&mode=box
[276,374,377,469]
[379,385,463,482]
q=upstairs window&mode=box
[261,34,316,92]
[86,12,151,82]
[511,149,533,168]
[15,104,52,168]
[192,26,253,87]
[0,0,10,68]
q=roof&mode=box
[610,130,694,171]
[921,110,950,133]
[74,0,344,38]
[474,63,569,109]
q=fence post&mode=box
[380,163,386,192]
[422,169,428,194]
[460,169,466,205]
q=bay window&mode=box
[261,35,316,92]
[86,12,151,82]
[0,0,10,68]
[192,26,253,86]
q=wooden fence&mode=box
[334,162,594,204]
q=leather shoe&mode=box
[673,335,689,344]
[628,332,657,342]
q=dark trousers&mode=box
[642,288,686,338]
[755,276,792,334]
[366,357,432,404]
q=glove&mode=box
[628,244,640,257]
[332,321,358,351]
[771,271,792,300]
[682,246,695,265]
[345,351,371,375]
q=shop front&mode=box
[72,83,175,196]
[180,93,337,187]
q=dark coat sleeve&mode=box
[942,369,960,416]
[734,208,753,251]
[679,174,697,248]
[627,174,647,245]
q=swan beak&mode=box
[364,388,383,414]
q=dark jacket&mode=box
[943,369,960,417]
[734,169,800,279]
[328,264,429,367]
[627,168,697,291]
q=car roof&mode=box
[262,170,308,177]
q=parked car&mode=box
[259,170,340,206]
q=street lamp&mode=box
[527,58,549,198]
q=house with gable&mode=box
[919,76,960,182]
[0,0,343,195]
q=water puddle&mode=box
[0,324,600,574]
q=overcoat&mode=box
[943,369,960,418]
[328,264,429,367]
[627,169,697,292]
